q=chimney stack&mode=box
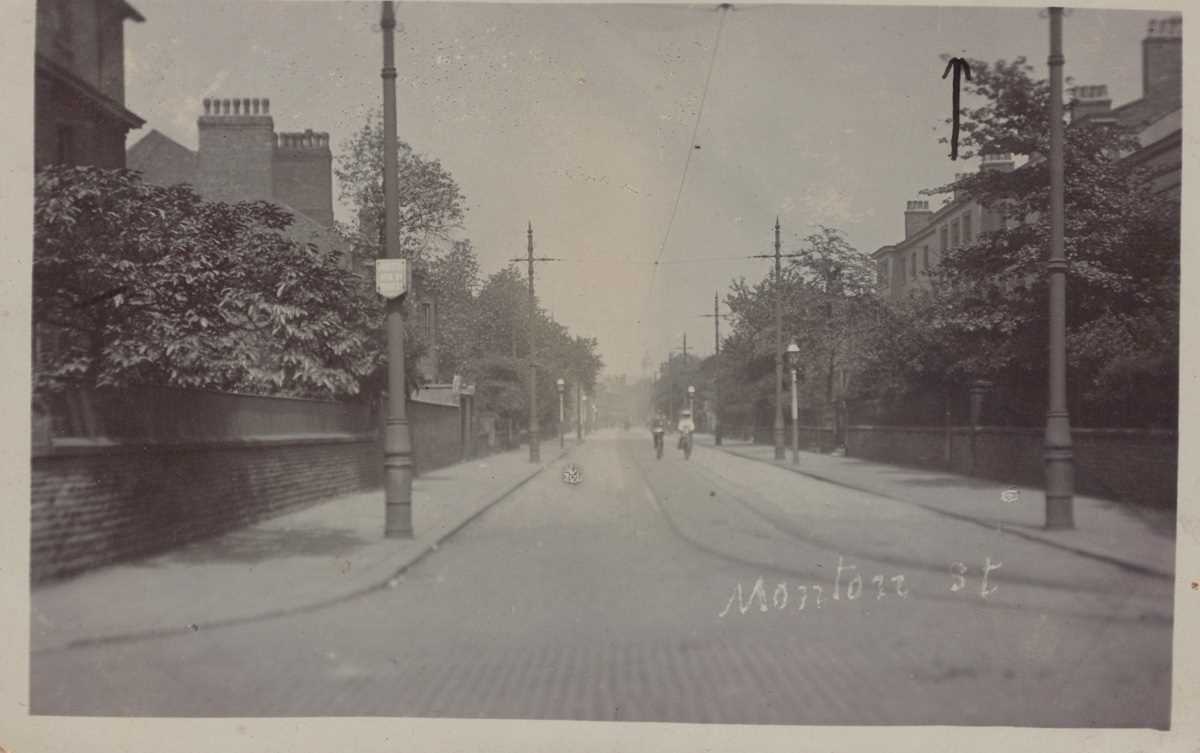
[273,128,335,227]
[1069,85,1114,124]
[904,200,932,239]
[197,96,276,202]
[1143,17,1182,106]
[980,153,1015,173]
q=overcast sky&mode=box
[124,1,1167,379]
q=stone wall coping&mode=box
[33,432,377,458]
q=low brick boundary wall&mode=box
[32,435,378,583]
[845,424,1177,510]
[30,385,471,583]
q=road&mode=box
[31,431,1173,725]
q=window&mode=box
[878,259,889,286]
[422,302,434,340]
[910,253,917,278]
[962,212,973,244]
[923,245,929,270]
[898,256,905,284]
[951,220,961,248]
[940,226,949,252]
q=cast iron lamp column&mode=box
[556,378,565,449]
[1043,6,1075,529]
[380,1,413,538]
[787,339,800,465]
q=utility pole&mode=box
[380,1,414,537]
[701,291,730,445]
[751,219,803,460]
[1044,6,1075,528]
[510,223,558,463]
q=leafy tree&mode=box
[721,226,879,432]
[334,110,466,270]
[900,56,1180,427]
[34,166,377,399]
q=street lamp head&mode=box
[556,378,565,391]
[688,385,696,396]
[786,339,800,367]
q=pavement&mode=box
[30,431,1173,725]
[706,435,1177,579]
[31,438,571,653]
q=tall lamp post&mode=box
[787,339,800,465]
[576,383,583,443]
[556,378,565,449]
[1044,6,1075,529]
[773,218,786,460]
[582,394,589,436]
[380,1,414,538]
[687,384,696,422]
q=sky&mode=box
[123,1,1169,379]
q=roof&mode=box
[35,53,144,129]
[127,129,198,186]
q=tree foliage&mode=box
[34,166,377,399]
[891,56,1180,427]
[720,226,880,429]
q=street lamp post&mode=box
[773,218,786,460]
[687,384,696,423]
[577,389,585,443]
[582,393,589,436]
[380,1,414,538]
[787,339,800,465]
[1044,6,1075,529]
[556,378,565,449]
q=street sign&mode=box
[375,258,410,299]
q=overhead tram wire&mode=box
[637,3,731,322]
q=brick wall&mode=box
[31,386,468,583]
[846,425,1177,509]
[32,437,378,583]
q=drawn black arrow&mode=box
[942,57,972,161]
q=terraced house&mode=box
[874,15,1182,300]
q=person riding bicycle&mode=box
[651,415,666,453]
[677,410,695,450]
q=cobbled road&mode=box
[31,431,1173,725]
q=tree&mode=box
[722,226,879,432]
[34,166,378,399]
[335,110,467,270]
[912,56,1180,426]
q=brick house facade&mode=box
[34,0,145,170]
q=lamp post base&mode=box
[1043,446,1075,530]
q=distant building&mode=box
[873,154,1013,301]
[874,15,1182,300]
[1070,16,1181,199]
[127,97,350,278]
[35,0,146,169]
[128,98,450,385]
[128,97,334,227]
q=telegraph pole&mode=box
[750,219,804,461]
[701,291,730,445]
[380,1,414,537]
[512,223,558,463]
[1044,6,1075,528]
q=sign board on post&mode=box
[375,258,410,299]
